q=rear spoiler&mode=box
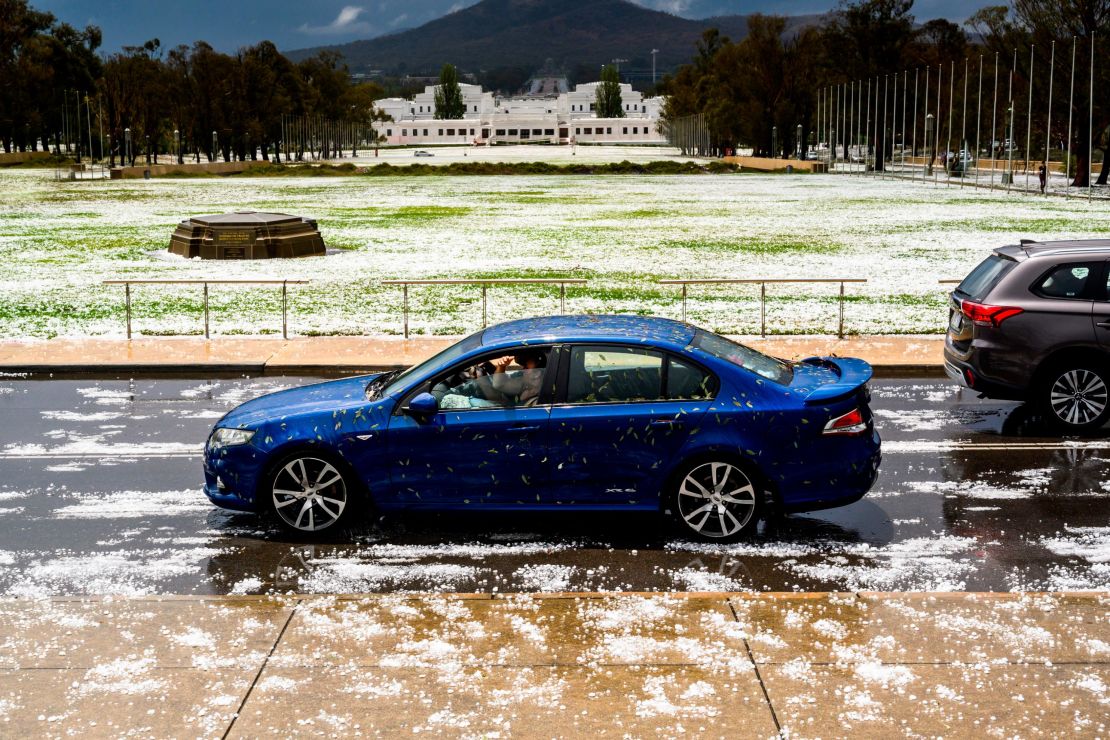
[799,357,873,405]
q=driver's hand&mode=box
[491,356,514,372]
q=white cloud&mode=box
[390,13,409,27]
[630,0,693,14]
[298,5,373,36]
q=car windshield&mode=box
[956,254,1017,301]
[367,331,484,399]
[692,330,793,385]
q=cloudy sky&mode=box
[36,0,1003,54]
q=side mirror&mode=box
[404,392,439,421]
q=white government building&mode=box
[372,82,666,146]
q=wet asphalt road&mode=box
[0,374,1107,596]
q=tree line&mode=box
[661,0,1108,185]
[0,0,390,163]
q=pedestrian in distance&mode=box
[1039,163,1047,194]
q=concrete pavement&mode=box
[0,592,1107,738]
[0,335,944,375]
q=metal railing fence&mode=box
[100,277,886,340]
[380,279,589,338]
[658,278,868,338]
[102,279,309,339]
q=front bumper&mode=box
[203,479,257,512]
[203,443,265,512]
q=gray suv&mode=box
[945,239,1110,432]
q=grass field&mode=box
[0,168,1107,339]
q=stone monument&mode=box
[168,211,326,259]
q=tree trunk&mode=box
[1096,138,1105,186]
[1072,136,1090,187]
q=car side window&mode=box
[426,348,551,410]
[667,357,717,400]
[1036,263,1096,299]
[567,346,664,404]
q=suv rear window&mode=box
[956,254,1017,301]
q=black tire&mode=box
[669,456,764,543]
[264,450,359,536]
[1037,363,1110,434]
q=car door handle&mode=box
[650,419,682,426]
[510,424,541,432]
[1097,321,1110,329]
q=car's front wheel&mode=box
[267,452,353,534]
[1039,364,1110,433]
[670,458,763,542]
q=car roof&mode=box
[1002,239,1110,260]
[480,314,697,349]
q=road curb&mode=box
[0,591,1103,603]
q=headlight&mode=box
[208,427,256,450]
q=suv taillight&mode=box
[823,408,868,436]
[961,301,1024,327]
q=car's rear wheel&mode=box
[671,459,763,542]
[1039,364,1110,433]
[268,453,353,534]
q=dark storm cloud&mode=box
[34,0,999,53]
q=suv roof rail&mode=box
[1033,246,1110,257]
[1019,239,1037,245]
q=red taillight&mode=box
[823,408,868,436]
[961,300,1024,327]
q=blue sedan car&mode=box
[204,315,881,541]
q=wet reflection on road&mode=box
[0,375,1107,595]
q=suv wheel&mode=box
[1039,364,1110,433]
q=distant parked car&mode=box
[203,316,881,541]
[945,239,1110,432]
[946,149,975,175]
[413,150,434,157]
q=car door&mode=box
[546,344,715,507]
[386,347,553,506]
[1025,262,1100,352]
[1095,260,1110,349]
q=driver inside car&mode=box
[432,350,547,409]
[432,360,502,409]
[488,350,546,406]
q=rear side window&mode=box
[1035,263,1097,299]
[564,347,720,404]
[667,357,717,400]
[956,255,1016,301]
[568,347,663,403]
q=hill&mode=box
[285,0,820,77]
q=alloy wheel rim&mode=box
[677,462,756,538]
[1050,369,1108,427]
[272,457,347,532]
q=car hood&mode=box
[217,374,384,428]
